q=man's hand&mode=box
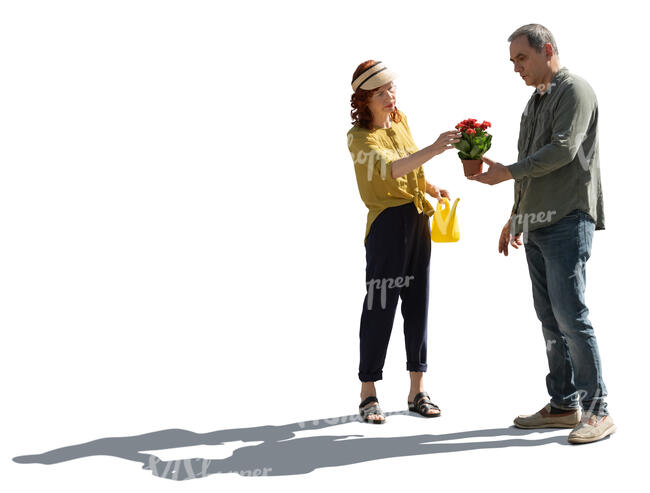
[468,156,513,185]
[425,182,450,203]
[499,219,523,256]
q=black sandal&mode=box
[359,395,386,424]
[408,391,441,418]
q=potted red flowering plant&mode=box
[454,119,492,177]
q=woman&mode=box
[347,60,461,424]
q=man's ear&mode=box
[544,42,554,58]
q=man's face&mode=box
[509,35,552,88]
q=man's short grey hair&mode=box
[508,24,559,55]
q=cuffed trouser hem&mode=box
[582,400,609,417]
[550,399,580,411]
[359,371,382,382]
[406,363,427,372]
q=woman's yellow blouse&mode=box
[347,110,434,245]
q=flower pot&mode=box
[461,159,483,177]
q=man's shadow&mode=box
[13,410,574,480]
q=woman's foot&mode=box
[408,372,440,416]
[359,396,386,423]
[408,391,441,417]
[360,383,384,423]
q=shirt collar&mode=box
[534,66,569,97]
[551,66,569,85]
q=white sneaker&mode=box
[568,412,616,444]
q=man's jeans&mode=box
[524,209,608,416]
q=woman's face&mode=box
[368,81,396,121]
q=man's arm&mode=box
[507,82,596,179]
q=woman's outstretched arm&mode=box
[391,130,461,179]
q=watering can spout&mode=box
[450,197,460,222]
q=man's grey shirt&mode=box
[507,66,605,236]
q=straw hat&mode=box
[351,61,398,92]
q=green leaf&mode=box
[455,139,470,153]
[485,134,492,152]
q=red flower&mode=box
[455,118,490,134]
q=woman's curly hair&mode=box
[350,60,401,131]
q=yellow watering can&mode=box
[431,197,460,242]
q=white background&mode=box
[1,0,648,490]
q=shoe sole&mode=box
[568,424,617,444]
[513,420,579,429]
[408,409,442,418]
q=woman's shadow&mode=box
[13,410,572,480]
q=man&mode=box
[469,24,615,444]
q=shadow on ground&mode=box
[13,410,575,480]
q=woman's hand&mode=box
[431,130,462,155]
[426,183,450,203]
